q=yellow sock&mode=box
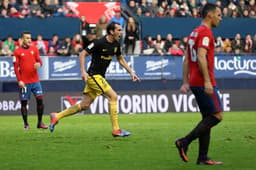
[109,100,120,131]
[56,104,82,120]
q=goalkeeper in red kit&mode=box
[13,31,48,130]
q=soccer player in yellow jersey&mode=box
[49,22,140,137]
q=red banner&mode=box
[66,2,120,23]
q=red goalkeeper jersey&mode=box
[13,45,42,83]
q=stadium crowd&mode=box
[0,0,255,56]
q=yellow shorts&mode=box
[83,74,112,99]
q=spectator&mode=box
[243,34,253,53]
[215,36,224,49]
[71,34,83,55]
[139,0,150,14]
[168,43,184,56]
[124,17,138,55]
[2,35,15,52]
[34,34,48,55]
[53,6,66,17]
[41,0,56,17]
[152,42,166,55]
[135,7,143,20]
[153,34,164,49]
[80,15,95,47]
[237,0,247,16]
[178,36,188,51]
[232,33,243,53]
[110,7,125,28]
[48,34,60,54]
[29,0,45,18]
[249,10,256,18]
[70,43,82,57]
[191,8,199,18]
[167,8,177,17]
[148,0,159,17]
[242,9,250,17]
[215,45,224,55]
[247,0,256,14]
[95,15,108,39]
[9,0,19,10]
[57,37,72,56]
[127,0,137,14]
[1,0,10,12]
[1,44,13,57]
[253,33,256,52]
[9,7,24,18]
[142,35,154,54]
[222,7,230,17]
[19,0,30,17]
[47,46,57,56]
[163,33,173,52]
[0,9,9,18]
[14,37,23,49]
[222,38,232,53]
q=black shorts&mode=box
[190,86,223,116]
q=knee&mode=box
[80,102,90,110]
[109,94,118,102]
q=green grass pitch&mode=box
[0,111,255,170]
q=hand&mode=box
[81,71,89,81]
[204,81,213,95]
[18,81,25,89]
[131,73,140,82]
[180,83,190,93]
[34,62,41,69]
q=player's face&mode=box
[212,7,222,27]
[22,34,32,47]
[113,24,122,41]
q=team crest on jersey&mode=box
[30,51,34,55]
[21,53,25,56]
[114,47,117,53]
[202,37,209,46]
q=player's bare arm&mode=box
[79,49,89,81]
[197,47,213,95]
[180,49,190,93]
[117,55,140,82]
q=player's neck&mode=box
[22,44,30,49]
[106,35,114,43]
[201,21,212,29]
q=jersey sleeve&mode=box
[13,49,21,82]
[197,30,212,50]
[34,46,42,65]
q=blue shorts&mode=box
[19,82,43,100]
[190,86,223,116]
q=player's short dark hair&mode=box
[107,22,120,34]
[21,31,31,38]
[200,3,217,18]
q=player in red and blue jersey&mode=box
[13,31,48,130]
[175,4,223,165]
